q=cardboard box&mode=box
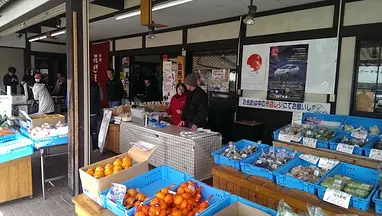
[79,145,156,205]
[215,202,271,216]
[19,111,65,128]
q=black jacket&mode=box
[3,73,18,94]
[106,78,124,101]
[90,81,101,115]
[143,83,157,102]
[181,86,208,128]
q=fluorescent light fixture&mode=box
[51,30,66,37]
[28,37,39,42]
[116,0,193,20]
[39,36,47,40]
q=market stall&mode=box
[120,121,222,180]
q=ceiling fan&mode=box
[140,0,169,39]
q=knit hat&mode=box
[185,73,198,86]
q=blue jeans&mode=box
[90,115,99,150]
[109,101,121,108]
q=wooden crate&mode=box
[72,194,114,216]
[212,164,375,216]
[0,156,33,203]
[105,124,120,153]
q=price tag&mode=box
[336,143,355,154]
[369,149,382,161]
[299,154,320,164]
[302,137,317,148]
[351,132,367,140]
[318,158,339,170]
[278,133,291,142]
[323,188,351,209]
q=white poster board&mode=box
[98,109,112,153]
[241,38,338,94]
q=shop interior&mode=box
[0,0,382,216]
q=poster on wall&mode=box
[267,44,309,103]
[209,69,229,93]
[121,57,130,98]
[193,70,209,92]
[90,42,109,107]
[162,61,176,103]
[241,44,269,90]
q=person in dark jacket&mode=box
[90,80,103,151]
[3,67,19,94]
[167,83,187,125]
[20,67,34,99]
[143,78,157,102]
[179,73,208,130]
[106,68,124,108]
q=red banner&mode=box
[90,42,109,107]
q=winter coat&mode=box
[166,93,187,125]
[32,83,55,114]
[106,78,124,101]
[181,86,208,128]
[3,73,18,94]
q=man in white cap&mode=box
[178,73,208,130]
[32,73,55,114]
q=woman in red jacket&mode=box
[167,83,187,125]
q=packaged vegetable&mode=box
[346,180,373,192]
[343,186,370,198]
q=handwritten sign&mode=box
[351,132,367,140]
[302,137,317,148]
[318,158,339,170]
[299,154,320,164]
[323,188,351,209]
[369,149,382,161]
[336,143,355,154]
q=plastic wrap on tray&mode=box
[220,141,260,160]
[253,147,295,171]
[320,174,373,199]
[285,165,328,183]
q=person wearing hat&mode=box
[32,73,55,114]
[3,66,19,94]
[178,73,208,130]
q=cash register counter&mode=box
[119,122,222,180]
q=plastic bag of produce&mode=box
[307,203,328,216]
[343,186,370,198]
[320,177,346,191]
[346,180,373,192]
[276,199,304,216]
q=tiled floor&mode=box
[0,145,116,216]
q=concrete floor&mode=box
[0,146,116,216]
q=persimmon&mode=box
[161,187,169,194]
[150,198,160,206]
[127,188,137,197]
[173,195,183,205]
[135,211,147,216]
[156,192,166,200]
[179,200,188,209]
[177,187,185,195]
[164,194,173,204]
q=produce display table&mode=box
[212,164,377,215]
[72,194,114,216]
[0,156,33,203]
[119,122,222,180]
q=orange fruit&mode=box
[113,158,123,167]
[95,166,104,173]
[94,171,104,179]
[159,209,166,216]
[150,198,160,206]
[136,192,146,201]
[179,200,188,209]
[173,195,183,205]
[177,187,185,195]
[159,200,168,210]
[105,163,114,170]
[164,194,173,205]
[171,210,182,216]
[161,188,169,194]
[182,208,189,216]
[104,168,113,176]
[156,192,165,200]
[127,188,137,197]
[86,168,94,176]
[181,193,190,200]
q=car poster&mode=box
[267,44,309,102]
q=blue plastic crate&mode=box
[273,126,303,143]
[302,113,346,129]
[20,128,68,149]
[0,130,19,144]
[212,139,268,170]
[0,138,35,163]
[363,136,382,157]
[372,187,382,213]
[274,157,335,195]
[329,133,378,156]
[342,116,382,136]
[240,147,298,181]
[316,162,379,211]
[199,195,277,216]
[100,165,192,216]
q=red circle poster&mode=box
[247,54,262,72]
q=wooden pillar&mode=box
[66,0,89,196]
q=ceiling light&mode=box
[116,0,193,20]
[147,25,155,39]
[243,0,257,25]
[29,37,39,42]
[39,36,47,40]
[51,30,66,37]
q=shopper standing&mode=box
[90,79,103,151]
[32,73,55,114]
[53,72,67,96]
[166,83,187,125]
[178,73,208,130]
[3,67,19,94]
[106,68,124,108]
[20,67,34,98]
[143,77,157,102]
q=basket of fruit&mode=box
[211,139,268,170]
[134,179,229,216]
[316,163,379,211]
[100,165,192,216]
[240,146,298,181]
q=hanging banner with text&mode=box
[239,97,330,113]
[90,42,110,107]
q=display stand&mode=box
[0,156,33,203]
[212,164,375,215]
[72,194,114,216]
[104,124,120,153]
[273,141,380,169]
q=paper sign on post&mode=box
[302,137,317,148]
[369,149,382,161]
[336,143,355,154]
[299,154,320,164]
[323,188,352,209]
[351,132,367,140]
[318,158,339,170]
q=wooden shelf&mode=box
[212,164,376,215]
[273,140,380,169]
